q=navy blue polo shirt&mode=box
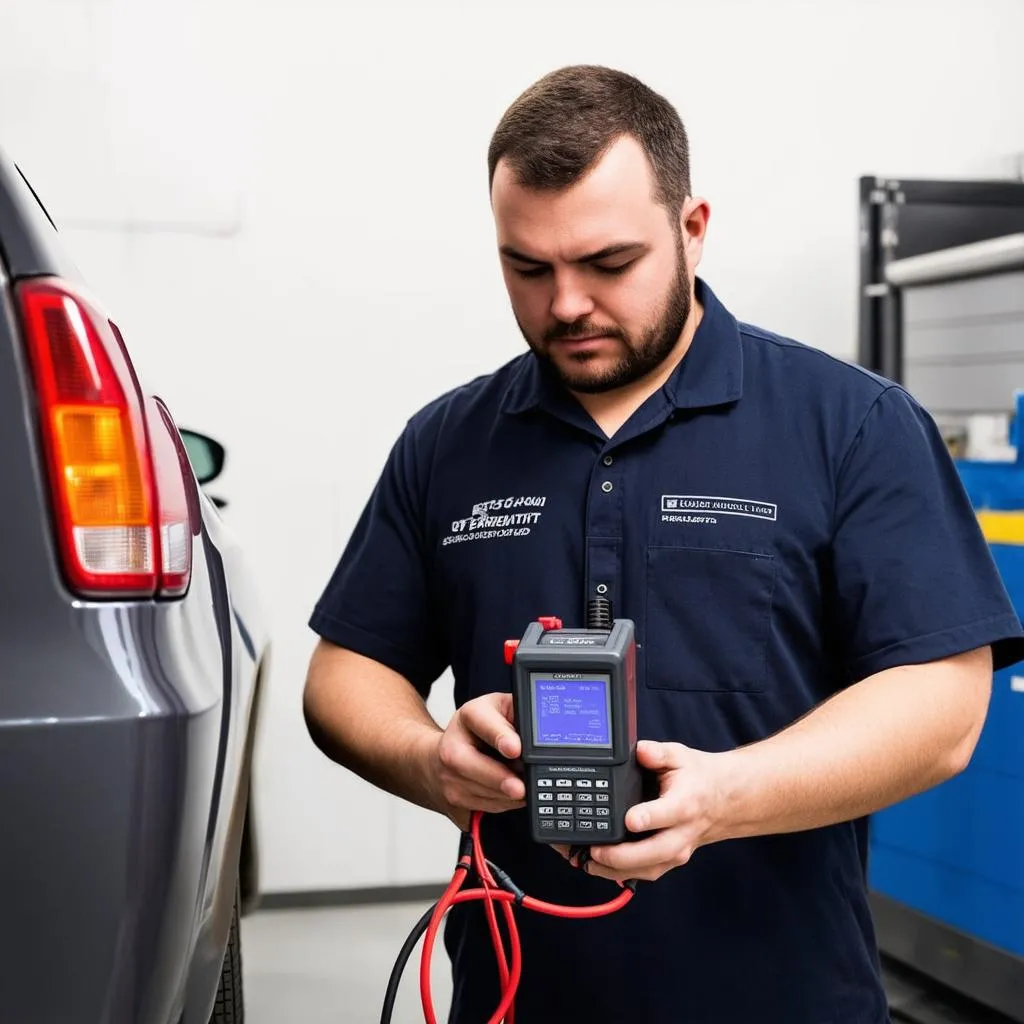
[311,279,1024,1024]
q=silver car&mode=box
[0,149,269,1023]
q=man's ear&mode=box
[679,196,711,266]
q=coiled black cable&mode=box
[587,596,612,630]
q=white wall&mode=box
[3,0,1024,894]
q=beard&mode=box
[518,240,692,395]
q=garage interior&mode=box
[2,1,1024,1022]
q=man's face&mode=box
[492,135,701,395]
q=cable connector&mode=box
[568,844,592,871]
[458,831,474,863]
[486,860,526,905]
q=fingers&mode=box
[435,770,524,824]
[457,780,526,811]
[624,740,706,833]
[591,829,691,874]
[438,729,526,799]
[560,832,693,884]
[460,693,521,759]
[432,694,527,824]
[586,858,675,884]
[635,739,688,770]
[624,793,680,834]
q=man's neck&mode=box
[574,299,704,439]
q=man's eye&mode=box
[513,266,548,279]
[594,262,634,276]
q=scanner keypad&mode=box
[533,770,614,838]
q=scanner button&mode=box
[538,806,553,816]
[556,779,573,788]
[578,820,594,831]
[575,779,592,789]
[557,807,573,818]
[577,807,593,817]
[575,793,592,803]
[557,793,573,803]
[538,792,553,802]
[595,780,609,789]
[557,820,572,831]
[537,779,553,788]
[539,819,556,831]
[596,821,610,831]
[596,794,610,803]
[596,808,610,817]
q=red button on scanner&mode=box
[537,616,563,631]
[504,639,520,665]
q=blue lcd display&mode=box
[531,675,612,748]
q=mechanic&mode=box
[302,65,1024,1023]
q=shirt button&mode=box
[602,455,614,466]
[601,481,613,493]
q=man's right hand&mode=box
[424,691,526,831]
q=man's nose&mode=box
[550,271,596,324]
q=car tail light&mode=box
[15,276,197,599]
[145,396,196,598]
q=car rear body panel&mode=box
[0,149,266,1023]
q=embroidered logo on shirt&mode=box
[443,494,546,546]
[660,495,777,525]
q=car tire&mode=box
[209,879,244,1023]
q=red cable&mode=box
[418,811,634,1023]
[471,813,519,1024]
[419,857,472,1024]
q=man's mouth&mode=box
[552,333,616,346]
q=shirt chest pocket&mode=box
[643,545,777,693]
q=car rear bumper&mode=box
[0,705,221,1024]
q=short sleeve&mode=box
[309,421,448,696]
[831,386,1024,682]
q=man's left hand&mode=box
[555,739,726,883]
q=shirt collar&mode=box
[500,277,744,417]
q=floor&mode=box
[241,903,1012,1024]
[242,901,453,1024]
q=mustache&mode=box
[543,321,625,343]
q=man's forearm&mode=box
[708,646,992,843]
[303,640,444,814]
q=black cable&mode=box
[378,901,439,1024]
[380,837,475,1024]
[567,844,592,871]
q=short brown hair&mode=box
[488,65,691,215]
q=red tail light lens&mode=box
[151,399,200,599]
[15,276,195,599]
[145,396,198,598]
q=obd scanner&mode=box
[379,600,645,1023]
[507,601,644,846]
